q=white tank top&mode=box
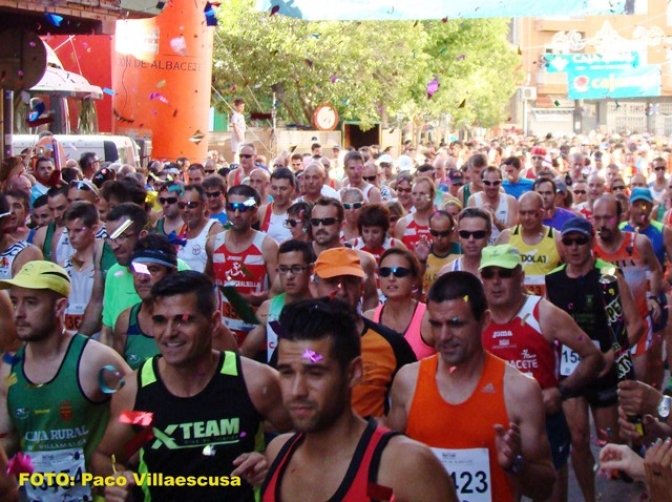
[55,227,106,266]
[473,192,509,245]
[62,258,95,332]
[0,241,29,280]
[177,219,216,273]
[266,209,292,243]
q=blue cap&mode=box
[561,217,593,237]
[630,187,654,204]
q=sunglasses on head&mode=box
[310,217,338,227]
[343,202,363,210]
[483,180,501,187]
[363,175,377,182]
[178,201,201,209]
[379,266,412,278]
[480,267,516,280]
[227,202,255,212]
[69,181,93,191]
[458,230,487,240]
[205,190,221,198]
[159,196,178,205]
[430,229,452,237]
[561,235,590,246]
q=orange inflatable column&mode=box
[112,1,214,161]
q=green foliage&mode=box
[212,0,521,131]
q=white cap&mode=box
[376,154,394,165]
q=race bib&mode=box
[560,340,600,376]
[26,447,90,502]
[431,447,491,502]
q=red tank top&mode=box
[261,420,398,502]
[400,215,430,250]
[261,202,274,232]
[407,353,514,502]
[482,295,559,389]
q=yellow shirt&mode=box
[509,225,561,296]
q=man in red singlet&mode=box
[386,271,555,502]
[261,298,456,502]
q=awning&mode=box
[30,66,103,100]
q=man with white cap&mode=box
[0,261,130,502]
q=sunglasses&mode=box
[611,186,626,191]
[227,202,256,212]
[397,187,412,194]
[159,197,178,205]
[654,166,666,171]
[277,265,310,275]
[284,219,303,228]
[430,229,452,237]
[483,180,501,187]
[343,202,363,210]
[205,190,222,198]
[561,235,590,246]
[69,181,93,191]
[178,201,201,209]
[480,267,516,280]
[240,154,254,159]
[458,230,487,240]
[572,189,587,195]
[532,156,543,160]
[205,169,216,175]
[310,217,339,227]
[379,266,412,278]
[363,176,377,182]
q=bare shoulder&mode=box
[266,432,295,465]
[82,337,131,373]
[355,249,376,268]
[262,233,279,252]
[240,355,278,388]
[503,363,542,405]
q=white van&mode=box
[12,134,142,167]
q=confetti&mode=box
[517,46,522,55]
[204,2,218,26]
[240,431,247,438]
[520,313,530,325]
[45,13,64,27]
[449,366,457,374]
[462,295,469,302]
[189,130,205,144]
[156,1,166,8]
[155,80,166,88]
[458,99,466,108]
[455,54,466,61]
[131,262,151,275]
[170,36,188,56]
[330,74,339,83]
[119,410,154,427]
[202,445,216,456]
[302,349,323,364]
[554,100,560,107]
[149,92,169,104]
[441,17,448,23]
[103,87,116,96]
[98,365,125,394]
[427,76,440,99]
[6,452,33,475]
[110,218,133,239]
[305,58,314,68]
[270,4,280,16]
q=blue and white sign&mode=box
[567,65,661,100]
[256,0,635,20]
[545,52,641,73]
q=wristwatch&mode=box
[505,454,524,474]
[657,395,672,420]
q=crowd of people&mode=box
[0,131,672,500]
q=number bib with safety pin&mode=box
[26,447,90,502]
[560,340,600,376]
[431,447,491,502]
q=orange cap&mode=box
[314,248,365,279]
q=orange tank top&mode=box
[407,353,514,502]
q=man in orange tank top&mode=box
[386,271,555,502]
[262,298,456,502]
[480,245,603,502]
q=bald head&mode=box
[519,190,544,211]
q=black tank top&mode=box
[133,351,262,502]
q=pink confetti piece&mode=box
[149,92,169,104]
[578,335,584,341]
[455,54,466,61]
[427,76,440,99]
[169,36,188,56]
[449,366,457,374]
[131,262,151,275]
[302,349,323,364]
[240,431,247,438]
[6,452,33,475]
[330,74,339,83]
[270,4,280,15]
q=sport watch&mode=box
[657,395,672,420]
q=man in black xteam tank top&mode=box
[262,298,456,502]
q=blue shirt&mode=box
[210,211,228,225]
[502,178,534,199]
[544,207,575,231]
[620,220,666,267]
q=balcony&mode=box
[534,69,568,95]
[534,18,587,33]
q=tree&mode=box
[212,0,521,132]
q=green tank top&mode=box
[463,183,472,205]
[100,241,117,273]
[124,302,160,370]
[155,218,166,235]
[7,334,110,500]
[42,222,56,261]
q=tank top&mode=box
[261,419,399,502]
[124,302,159,370]
[156,217,167,236]
[373,302,435,359]
[54,227,107,267]
[352,236,396,303]
[42,222,56,261]
[473,192,509,245]
[0,240,29,280]
[621,221,666,268]
[592,232,649,318]
[7,334,109,502]
[266,294,286,364]
[62,258,95,332]
[400,214,430,250]
[423,250,455,295]
[463,183,472,206]
[134,351,261,502]
[262,203,292,243]
[509,225,561,296]
[407,353,513,502]
[177,219,216,273]
[212,231,269,341]
[482,295,559,389]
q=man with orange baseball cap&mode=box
[312,247,416,417]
